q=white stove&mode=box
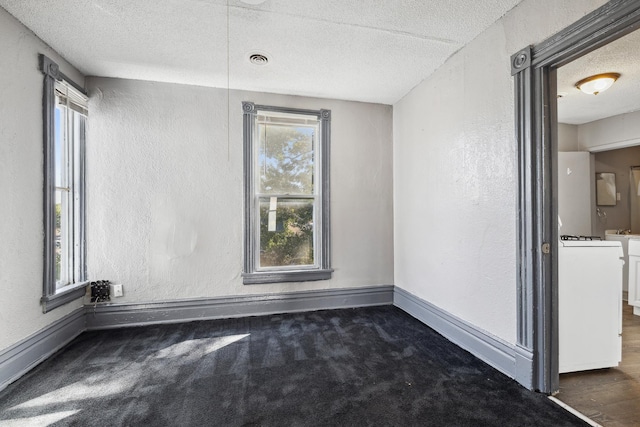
[559,239,622,248]
[558,237,623,373]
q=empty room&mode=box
[1,1,639,426]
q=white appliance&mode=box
[627,240,640,316]
[559,239,623,373]
[605,230,640,294]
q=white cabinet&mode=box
[627,240,640,316]
[559,240,623,373]
[604,232,640,293]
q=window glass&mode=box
[259,197,314,268]
[242,103,331,284]
[52,82,87,290]
[54,104,64,283]
[54,106,64,188]
[255,112,319,271]
[258,123,316,195]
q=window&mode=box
[242,102,332,284]
[39,54,88,312]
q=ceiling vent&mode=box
[249,53,269,65]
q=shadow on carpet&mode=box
[0,306,588,426]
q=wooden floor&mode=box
[557,303,640,427]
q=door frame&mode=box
[512,0,640,393]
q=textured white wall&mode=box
[393,0,608,344]
[85,78,394,302]
[0,8,85,350]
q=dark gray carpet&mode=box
[0,306,587,426]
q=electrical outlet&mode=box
[111,283,124,297]
[90,280,110,303]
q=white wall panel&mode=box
[85,78,394,302]
[393,0,608,344]
[0,8,85,350]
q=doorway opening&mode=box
[512,0,640,396]
[553,29,640,423]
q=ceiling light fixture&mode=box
[575,72,620,95]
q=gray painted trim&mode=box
[512,58,557,392]
[319,109,331,271]
[78,118,87,280]
[3,286,525,391]
[39,54,88,313]
[40,54,57,309]
[39,54,60,80]
[0,308,85,392]
[393,287,516,378]
[533,0,640,69]
[38,54,87,95]
[1,287,391,389]
[241,101,332,284]
[242,102,254,276]
[41,285,87,312]
[243,269,333,285]
[86,286,394,330]
[512,0,640,393]
[515,344,534,389]
[510,46,531,76]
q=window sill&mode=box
[41,281,89,313]
[243,269,333,285]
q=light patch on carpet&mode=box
[11,370,142,410]
[154,334,250,360]
[0,410,80,426]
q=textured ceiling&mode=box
[0,0,523,104]
[557,28,640,125]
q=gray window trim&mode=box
[511,0,640,393]
[39,54,88,313]
[242,102,332,284]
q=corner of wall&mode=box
[393,287,517,380]
[0,308,85,392]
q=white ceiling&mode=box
[557,28,640,125]
[0,0,523,105]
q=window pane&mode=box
[258,124,315,195]
[53,107,79,290]
[55,189,65,286]
[259,198,314,267]
[54,104,65,188]
[54,102,70,289]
